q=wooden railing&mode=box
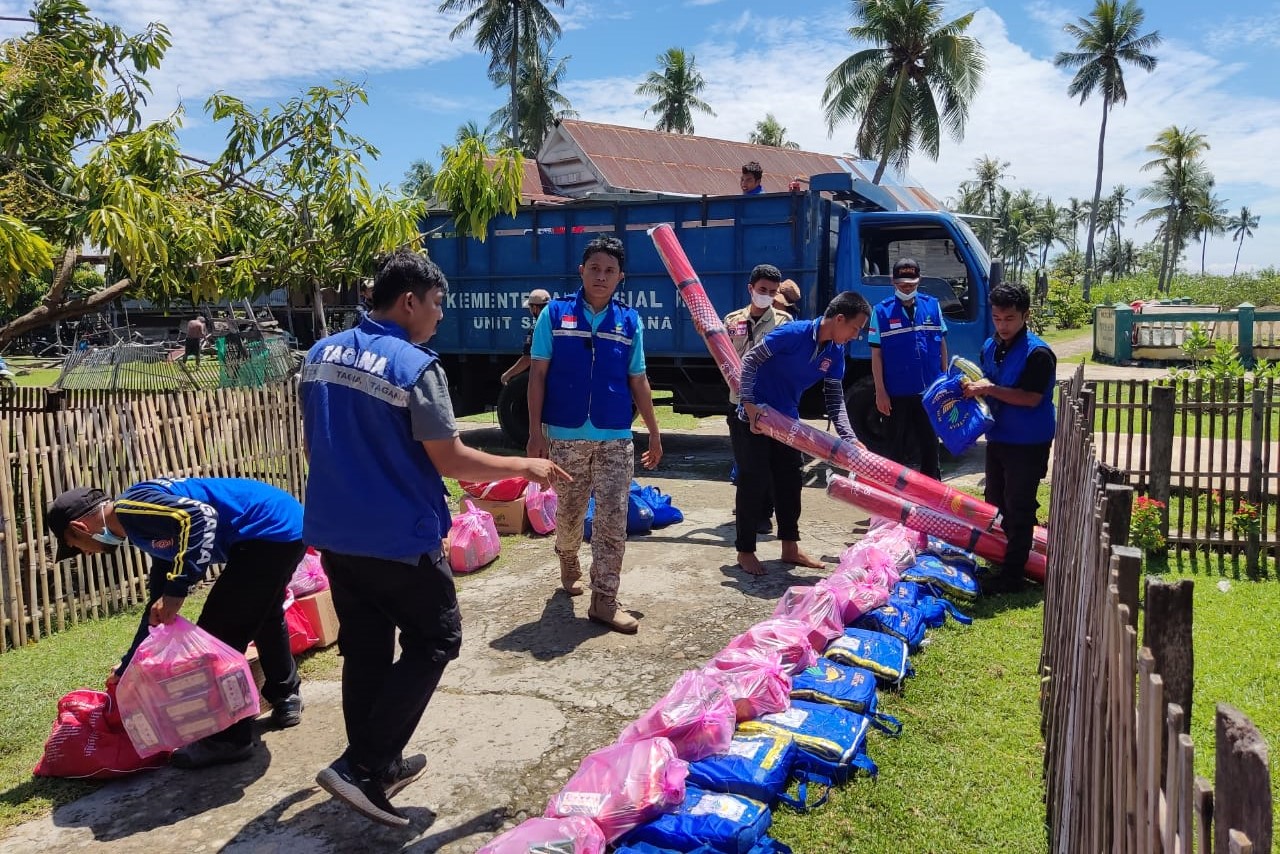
[1042,366,1273,852]
[0,382,306,651]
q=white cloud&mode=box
[1207,9,1280,50]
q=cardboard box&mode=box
[458,496,529,535]
[244,643,266,693]
[294,588,340,647]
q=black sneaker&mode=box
[270,694,304,729]
[316,757,410,827]
[380,754,427,797]
[171,737,255,769]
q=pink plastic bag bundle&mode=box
[618,671,736,761]
[860,523,919,568]
[772,585,844,652]
[115,617,260,757]
[287,548,329,598]
[524,482,558,535]
[545,737,688,843]
[448,499,501,573]
[477,815,606,854]
[870,514,928,550]
[818,574,890,624]
[721,618,818,675]
[702,648,792,721]
[838,542,897,577]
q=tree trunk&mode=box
[509,0,520,148]
[1233,238,1243,275]
[311,279,328,340]
[1083,96,1110,301]
[1201,234,1207,274]
[0,277,134,346]
[1158,214,1175,292]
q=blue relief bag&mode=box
[615,839,793,854]
[901,554,980,602]
[789,659,902,736]
[921,371,994,456]
[853,603,927,652]
[890,581,973,629]
[823,628,913,687]
[620,785,771,854]
[922,537,980,575]
[737,700,878,792]
[637,483,684,527]
[686,732,798,806]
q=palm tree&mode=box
[822,0,985,184]
[1137,126,1211,290]
[400,159,436,200]
[963,155,1010,250]
[1063,196,1088,253]
[750,113,800,148]
[1190,192,1229,274]
[1054,0,1161,300]
[440,0,565,145]
[488,38,576,154]
[635,48,715,134]
[1227,206,1260,275]
[1107,184,1130,245]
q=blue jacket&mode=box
[741,318,847,418]
[873,295,945,397]
[115,477,302,598]
[542,290,639,431]
[980,329,1057,445]
[300,317,451,561]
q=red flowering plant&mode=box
[1231,500,1261,539]
[1131,496,1166,552]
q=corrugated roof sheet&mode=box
[551,119,941,210]
[522,159,571,205]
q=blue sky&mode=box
[2,0,1276,273]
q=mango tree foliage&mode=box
[433,136,524,241]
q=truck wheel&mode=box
[845,376,894,457]
[496,372,531,448]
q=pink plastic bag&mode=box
[772,585,844,652]
[860,523,919,567]
[721,618,818,675]
[818,574,890,624]
[838,542,896,576]
[702,648,792,721]
[525,482,558,535]
[287,548,329,598]
[115,616,260,757]
[448,499,501,573]
[545,737,688,843]
[477,815,606,854]
[618,671,736,761]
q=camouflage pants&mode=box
[549,439,635,599]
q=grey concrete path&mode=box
[1051,330,1168,382]
[1,422,872,854]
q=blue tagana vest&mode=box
[300,317,451,561]
[542,290,638,431]
[874,294,945,396]
[980,329,1057,445]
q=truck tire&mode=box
[497,372,531,448]
[844,375,894,457]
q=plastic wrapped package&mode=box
[618,671,736,762]
[476,815,606,854]
[448,499,501,573]
[115,617,260,757]
[815,574,890,625]
[701,649,792,722]
[771,586,843,652]
[720,619,818,676]
[287,548,329,598]
[524,482,558,535]
[545,737,688,843]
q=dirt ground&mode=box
[1,420,884,854]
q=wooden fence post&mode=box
[1113,545,1142,632]
[1105,483,1134,549]
[1237,303,1256,368]
[1247,387,1264,578]
[1145,577,1194,781]
[1149,384,1176,541]
[1215,704,1272,854]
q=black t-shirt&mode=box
[994,328,1056,392]
[522,331,533,357]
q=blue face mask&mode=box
[90,505,127,549]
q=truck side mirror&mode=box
[989,260,1004,290]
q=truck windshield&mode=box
[954,218,991,275]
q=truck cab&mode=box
[422,172,995,448]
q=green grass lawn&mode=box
[1038,323,1093,346]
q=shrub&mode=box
[1045,282,1092,329]
[1131,496,1166,552]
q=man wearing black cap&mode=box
[868,258,948,481]
[46,477,306,768]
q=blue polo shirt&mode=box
[530,301,646,440]
[741,318,847,418]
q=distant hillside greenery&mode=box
[1089,270,1280,308]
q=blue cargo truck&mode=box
[422,172,1001,449]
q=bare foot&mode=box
[780,543,825,569]
[737,552,766,576]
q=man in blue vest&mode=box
[869,258,948,480]
[737,291,872,576]
[527,235,662,635]
[963,282,1057,594]
[300,250,569,827]
[45,477,306,767]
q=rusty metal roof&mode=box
[548,119,942,209]
[520,159,571,205]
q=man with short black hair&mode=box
[737,291,871,576]
[869,258,948,480]
[301,249,569,826]
[740,161,764,195]
[964,282,1056,594]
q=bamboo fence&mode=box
[1042,365,1272,853]
[0,382,306,651]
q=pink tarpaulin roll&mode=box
[649,223,743,396]
[826,473,1046,583]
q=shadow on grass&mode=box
[1144,549,1276,582]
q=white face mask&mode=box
[751,291,775,310]
[90,504,127,549]
[895,288,916,302]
